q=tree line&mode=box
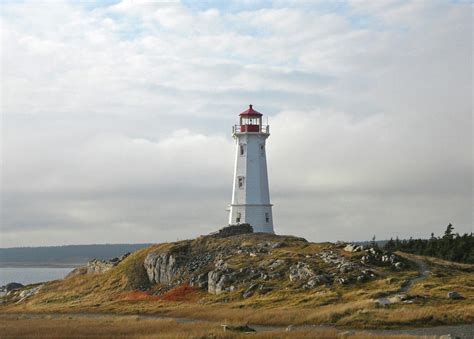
[383,224,474,264]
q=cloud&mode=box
[1,0,471,246]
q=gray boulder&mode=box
[208,260,235,294]
[289,262,315,281]
[4,282,24,292]
[208,270,232,294]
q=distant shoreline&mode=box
[0,243,152,269]
[0,263,83,268]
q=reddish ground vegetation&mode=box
[120,285,199,302]
[160,285,199,301]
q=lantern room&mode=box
[238,104,264,133]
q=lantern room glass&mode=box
[240,116,261,126]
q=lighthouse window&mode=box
[265,213,270,223]
[236,212,241,223]
[240,144,245,156]
[260,144,265,155]
[238,176,245,188]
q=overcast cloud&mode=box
[1,0,472,247]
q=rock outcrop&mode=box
[141,232,409,299]
[87,252,131,274]
[143,233,304,293]
[208,224,253,238]
[4,284,43,303]
[144,252,188,285]
[360,248,404,270]
[0,282,24,292]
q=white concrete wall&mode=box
[228,131,274,233]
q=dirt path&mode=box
[376,256,430,306]
[400,257,430,292]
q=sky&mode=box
[1,0,472,247]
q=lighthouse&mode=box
[228,105,274,233]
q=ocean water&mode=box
[0,267,75,286]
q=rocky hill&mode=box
[1,225,473,329]
[142,225,406,298]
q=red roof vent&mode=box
[239,104,263,117]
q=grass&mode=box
[0,314,234,339]
[0,314,429,338]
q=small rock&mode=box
[259,285,273,294]
[393,262,403,270]
[242,283,259,299]
[343,244,362,252]
[447,291,464,300]
[396,294,409,301]
[225,324,256,333]
[271,242,284,249]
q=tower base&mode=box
[228,204,274,233]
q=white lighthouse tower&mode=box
[228,105,274,233]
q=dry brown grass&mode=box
[0,314,228,339]
[0,314,426,338]
[396,252,474,272]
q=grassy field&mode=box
[0,314,430,338]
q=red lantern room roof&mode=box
[239,104,263,117]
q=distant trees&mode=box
[383,224,474,264]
